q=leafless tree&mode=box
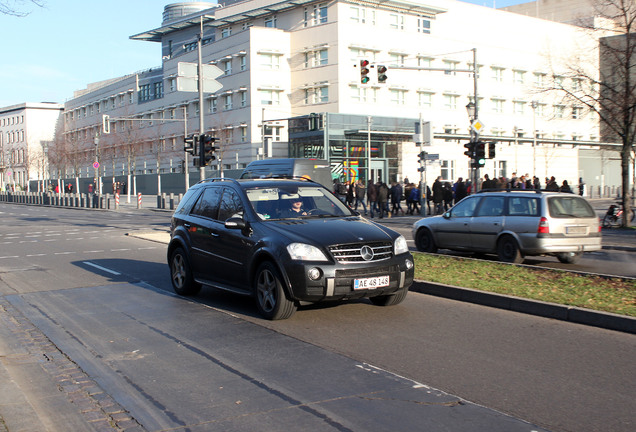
[546,0,635,225]
[0,0,44,16]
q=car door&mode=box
[188,186,223,282]
[212,187,254,290]
[435,196,480,249]
[469,195,506,251]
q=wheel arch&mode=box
[248,250,296,302]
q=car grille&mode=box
[329,242,393,263]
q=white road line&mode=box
[0,256,19,259]
[111,248,131,252]
[83,261,121,275]
[83,250,105,253]
[54,252,76,255]
[26,254,46,257]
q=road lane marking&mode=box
[54,252,76,255]
[0,256,19,259]
[83,261,121,275]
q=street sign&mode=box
[471,119,485,134]
[425,153,439,161]
[177,62,223,93]
[93,162,100,169]
[414,121,431,145]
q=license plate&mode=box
[566,226,587,234]
[354,275,389,290]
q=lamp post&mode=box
[531,100,538,177]
[466,101,476,190]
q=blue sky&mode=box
[0,0,529,107]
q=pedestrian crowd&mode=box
[334,172,583,218]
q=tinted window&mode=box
[508,197,539,216]
[450,197,478,217]
[174,187,201,215]
[476,196,505,217]
[191,187,222,219]
[218,188,244,222]
[548,196,595,218]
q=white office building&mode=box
[0,102,63,191]
[58,0,621,194]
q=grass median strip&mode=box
[413,253,636,318]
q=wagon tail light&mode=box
[537,217,550,234]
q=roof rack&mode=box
[477,188,543,194]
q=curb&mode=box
[411,280,636,334]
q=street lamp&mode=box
[531,100,538,177]
[466,101,476,120]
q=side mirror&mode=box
[225,217,247,230]
[443,211,451,219]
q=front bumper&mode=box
[283,254,415,302]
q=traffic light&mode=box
[463,141,475,158]
[184,134,198,156]
[377,65,387,83]
[198,134,218,167]
[360,60,370,84]
[474,141,486,167]
[417,151,426,172]
[487,141,496,159]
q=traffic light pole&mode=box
[198,16,206,182]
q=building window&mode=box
[443,60,458,75]
[240,91,247,107]
[390,89,406,105]
[305,49,328,67]
[491,98,505,114]
[209,98,217,113]
[440,160,455,182]
[513,101,525,115]
[443,94,458,110]
[241,127,247,142]
[184,41,197,52]
[418,92,433,108]
[259,53,280,70]
[351,85,376,103]
[572,106,583,119]
[534,72,546,87]
[389,13,405,30]
[154,81,163,99]
[349,48,376,63]
[418,57,432,68]
[554,104,565,118]
[417,17,430,34]
[221,27,232,38]
[223,59,232,75]
[259,90,280,105]
[139,84,151,102]
[305,87,328,104]
[264,15,277,28]
[513,70,525,84]
[389,53,406,67]
[239,56,246,71]
[491,67,504,83]
[224,94,233,110]
[314,3,327,25]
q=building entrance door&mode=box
[370,160,387,184]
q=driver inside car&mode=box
[280,196,308,217]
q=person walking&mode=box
[432,176,444,215]
[354,179,367,215]
[408,184,420,215]
[377,179,389,218]
[367,179,377,218]
[390,181,404,216]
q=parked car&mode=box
[412,189,601,264]
[168,177,414,320]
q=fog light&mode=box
[405,259,413,270]
[308,267,322,280]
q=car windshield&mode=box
[245,185,353,220]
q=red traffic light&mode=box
[360,59,370,84]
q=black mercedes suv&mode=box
[168,177,414,320]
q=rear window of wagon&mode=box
[548,196,596,218]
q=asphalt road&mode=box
[1,203,635,432]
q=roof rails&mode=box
[196,176,319,186]
[477,188,543,194]
[196,177,241,186]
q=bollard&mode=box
[115,192,120,210]
[137,193,142,209]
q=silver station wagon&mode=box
[412,190,602,264]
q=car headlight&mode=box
[287,243,329,261]
[394,235,409,255]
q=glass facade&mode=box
[288,113,417,185]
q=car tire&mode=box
[369,287,408,306]
[254,262,297,320]
[415,228,438,253]
[497,236,524,264]
[556,251,582,264]
[169,247,202,296]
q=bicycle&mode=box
[602,201,635,228]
